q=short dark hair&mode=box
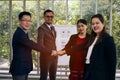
[77,19,87,25]
[18,11,31,20]
[44,9,54,16]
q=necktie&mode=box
[26,33,29,39]
[50,26,55,37]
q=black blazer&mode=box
[85,33,116,80]
[37,23,57,60]
[9,27,51,75]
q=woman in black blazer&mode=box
[84,14,116,80]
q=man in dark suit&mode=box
[9,11,53,80]
[37,9,58,80]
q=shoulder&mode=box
[102,33,115,45]
[38,24,45,30]
[67,34,78,42]
[70,34,78,38]
[102,33,116,52]
[102,33,113,40]
[14,27,24,36]
[13,27,26,40]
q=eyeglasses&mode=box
[21,20,32,23]
[45,16,54,18]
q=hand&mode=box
[57,50,66,56]
[51,50,58,56]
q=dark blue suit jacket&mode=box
[9,27,51,75]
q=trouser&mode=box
[69,70,84,80]
[84,64,91,80]
[12,74,28,80]
[40,58,58,80]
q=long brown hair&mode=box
[86,14,106,48]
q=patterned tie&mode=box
[50,26,55,37]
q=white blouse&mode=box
[86,36,98,64]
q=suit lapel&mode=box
[17,27,29,39]
[43,23,56,38]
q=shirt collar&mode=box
[45,23,54,29]
[19,26,28,34]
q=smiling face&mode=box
[44,12,54,25]
[77,22,87,35]
[91,17,105,35]
[19,15,32,30]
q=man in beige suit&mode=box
[37,9,58,80]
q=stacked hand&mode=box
[51,50,66,56]
[57,50,66,56]
[51,50,58,56]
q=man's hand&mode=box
[51,50,58,56]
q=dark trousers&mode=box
[84,64,91,80]
[40,58,57,80]
[12,74,28,80]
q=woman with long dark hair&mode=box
[84,14,116,80]
[58,19,89,80]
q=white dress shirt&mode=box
[86,36,98,64]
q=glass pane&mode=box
[0,1,9,70]
[0,0,120,78]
